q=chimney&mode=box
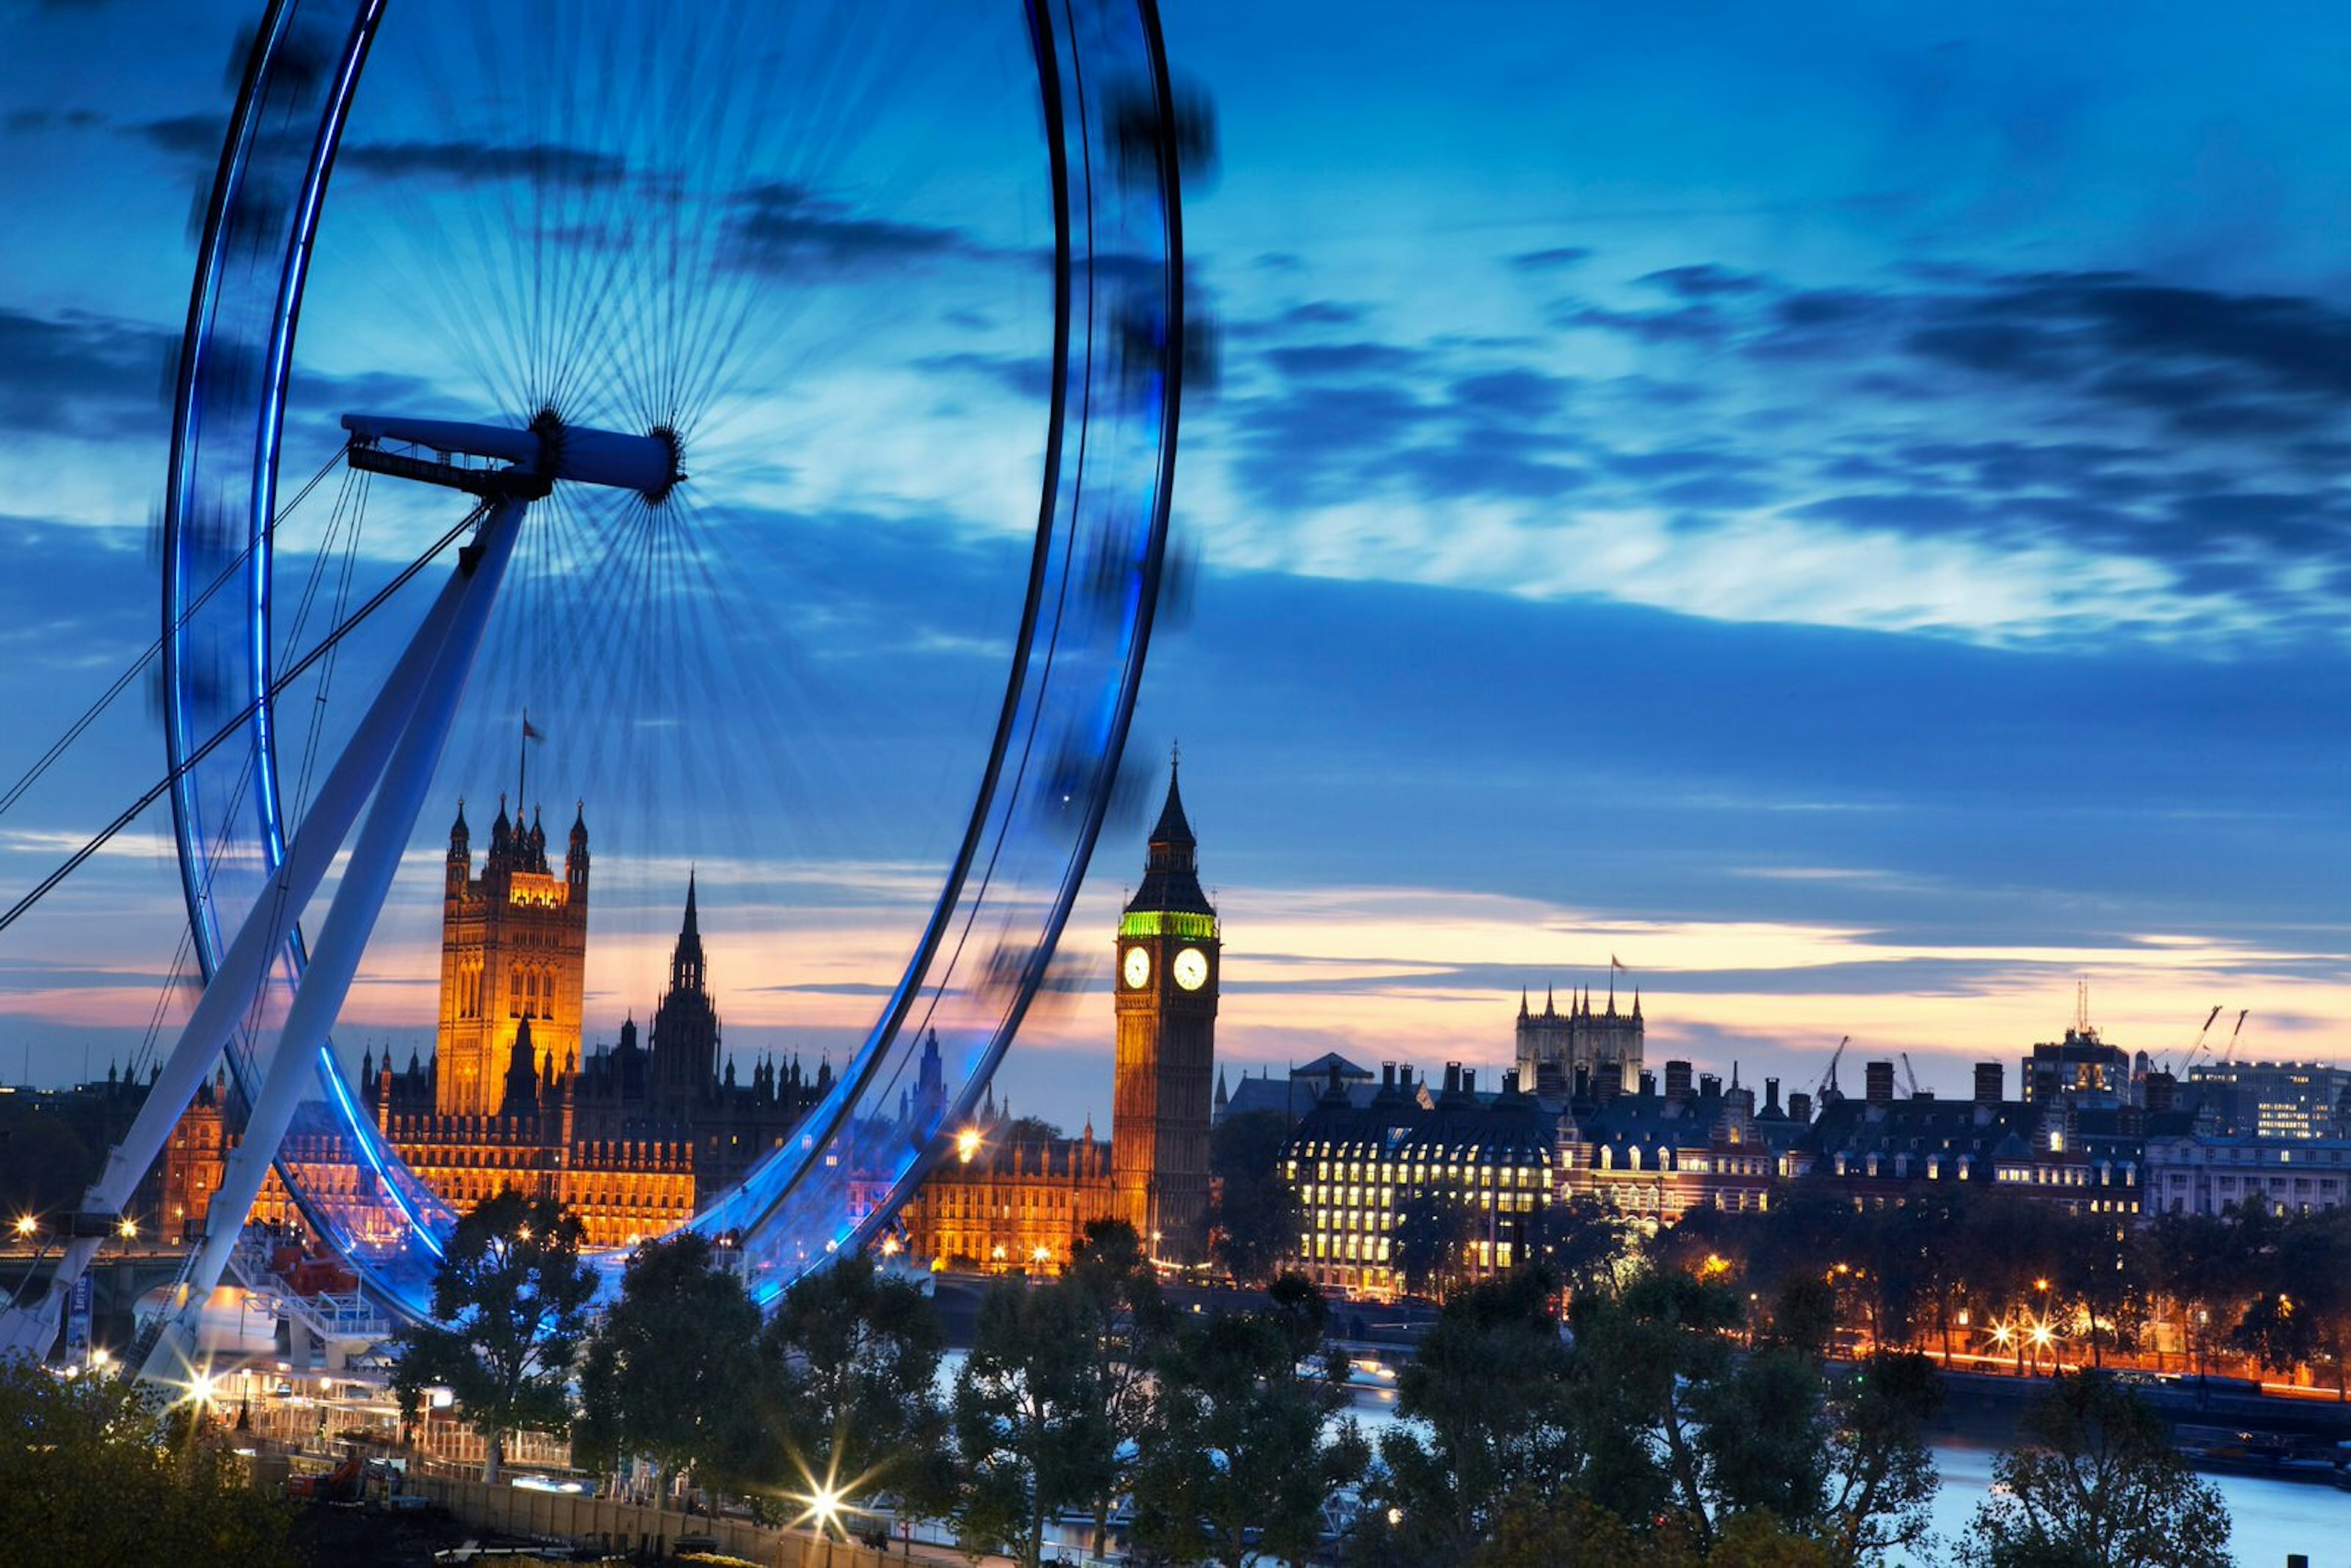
[1764,1077,1782,1114]
[1698,1072,1721,1100]
[1788,1090,1813,1123]
[1865,1061,1895,1105]
[1665,1059,1694,1100]
[1444,1062,1463,1097]
[1382,1062,1396,1090]
[1638,1070,1657,1098]
[1974,1062,2004,1106]
[1539,1060,1567,1097]
[1462,1068,1477,1096]
[1501,1069,1520,1095]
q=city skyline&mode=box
[3,2,2350,1137]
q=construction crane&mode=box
[1899,1051,1922,1098]
[1818,1036,1849,1101]
[2221,1008,2251,1067]
[2175,1005,2224,1075]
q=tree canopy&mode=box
[0,1356,297,1568]
[1962,1373,2235,1568]
[389,1188,599,1482]
[575,1231,764,1488]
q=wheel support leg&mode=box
[140,498,524,1385]
[0,563,484,1360]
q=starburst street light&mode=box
[13,1215,35,1239]
[956,1127,983,1163]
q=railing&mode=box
[225,1229,391,1345]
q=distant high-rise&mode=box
[2187,1060,2351,1141]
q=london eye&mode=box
[0,0,1188,1371]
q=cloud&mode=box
[1638,263,1770,298]
[724,181,974,274]
[1264,341,1426,378]
[5,107,102,134]
[0,306,171,440]
[1188,249,2351,647]
[1509,246,1592,272]
[340,140,630,187]
[913,351,1054,402]
[129,112,218,159]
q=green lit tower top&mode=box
[1112,756,1220,1264]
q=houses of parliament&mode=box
[158,765,1222,1268]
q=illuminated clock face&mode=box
[1173,947,1209,991]
[1122,946,1151,988]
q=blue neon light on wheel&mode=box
[160,0,1185,1320]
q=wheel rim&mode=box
[161,0,1183,1316]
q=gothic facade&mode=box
[162,797,825,1249]
[1515,981,1644,1098]
[901,762,1220,1272]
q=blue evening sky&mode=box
[2,1,2347,1131]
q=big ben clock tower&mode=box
[1112,758,1219,1264]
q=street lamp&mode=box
[12,1215,35,1239]
[116,1217,137,1240]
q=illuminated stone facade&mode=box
[1515,981,1643,1098]
[902,765,1217,1272]
[160,795,821,1249]
[1281,1062,1555,1300]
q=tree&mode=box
[389,1188,599,1482]
[1962,1373,2235,1568]
[1472,1491,1693,1568]
[1369,1267,1580,1563]
[1812,1352,1941,1568]
[1062,1220,1173,1558]
[2231,1208,2351,1398]
[1528,1193,1637,1300]
[1390,1189,1474,1300]
[1130,1275,1365,1568]
[1209,1109,1301,1285]
[1571,1269,1939,1565]
[575,1232,764,1493]
[1569,1268,1745,1545]
[757,1250,954,1531]
[0,1357,298,1568]
[951,1278,1116,1568]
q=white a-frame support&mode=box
[0,500,523,1370]
[138,499,525,1385]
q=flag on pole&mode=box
[522,716,542,742]
[1610,955,1624,970]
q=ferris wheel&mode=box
[4,0,1190,1368]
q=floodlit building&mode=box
[901,761,1220,1272]
[161,796,823,1248]
[1280,1060,1556,1300]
